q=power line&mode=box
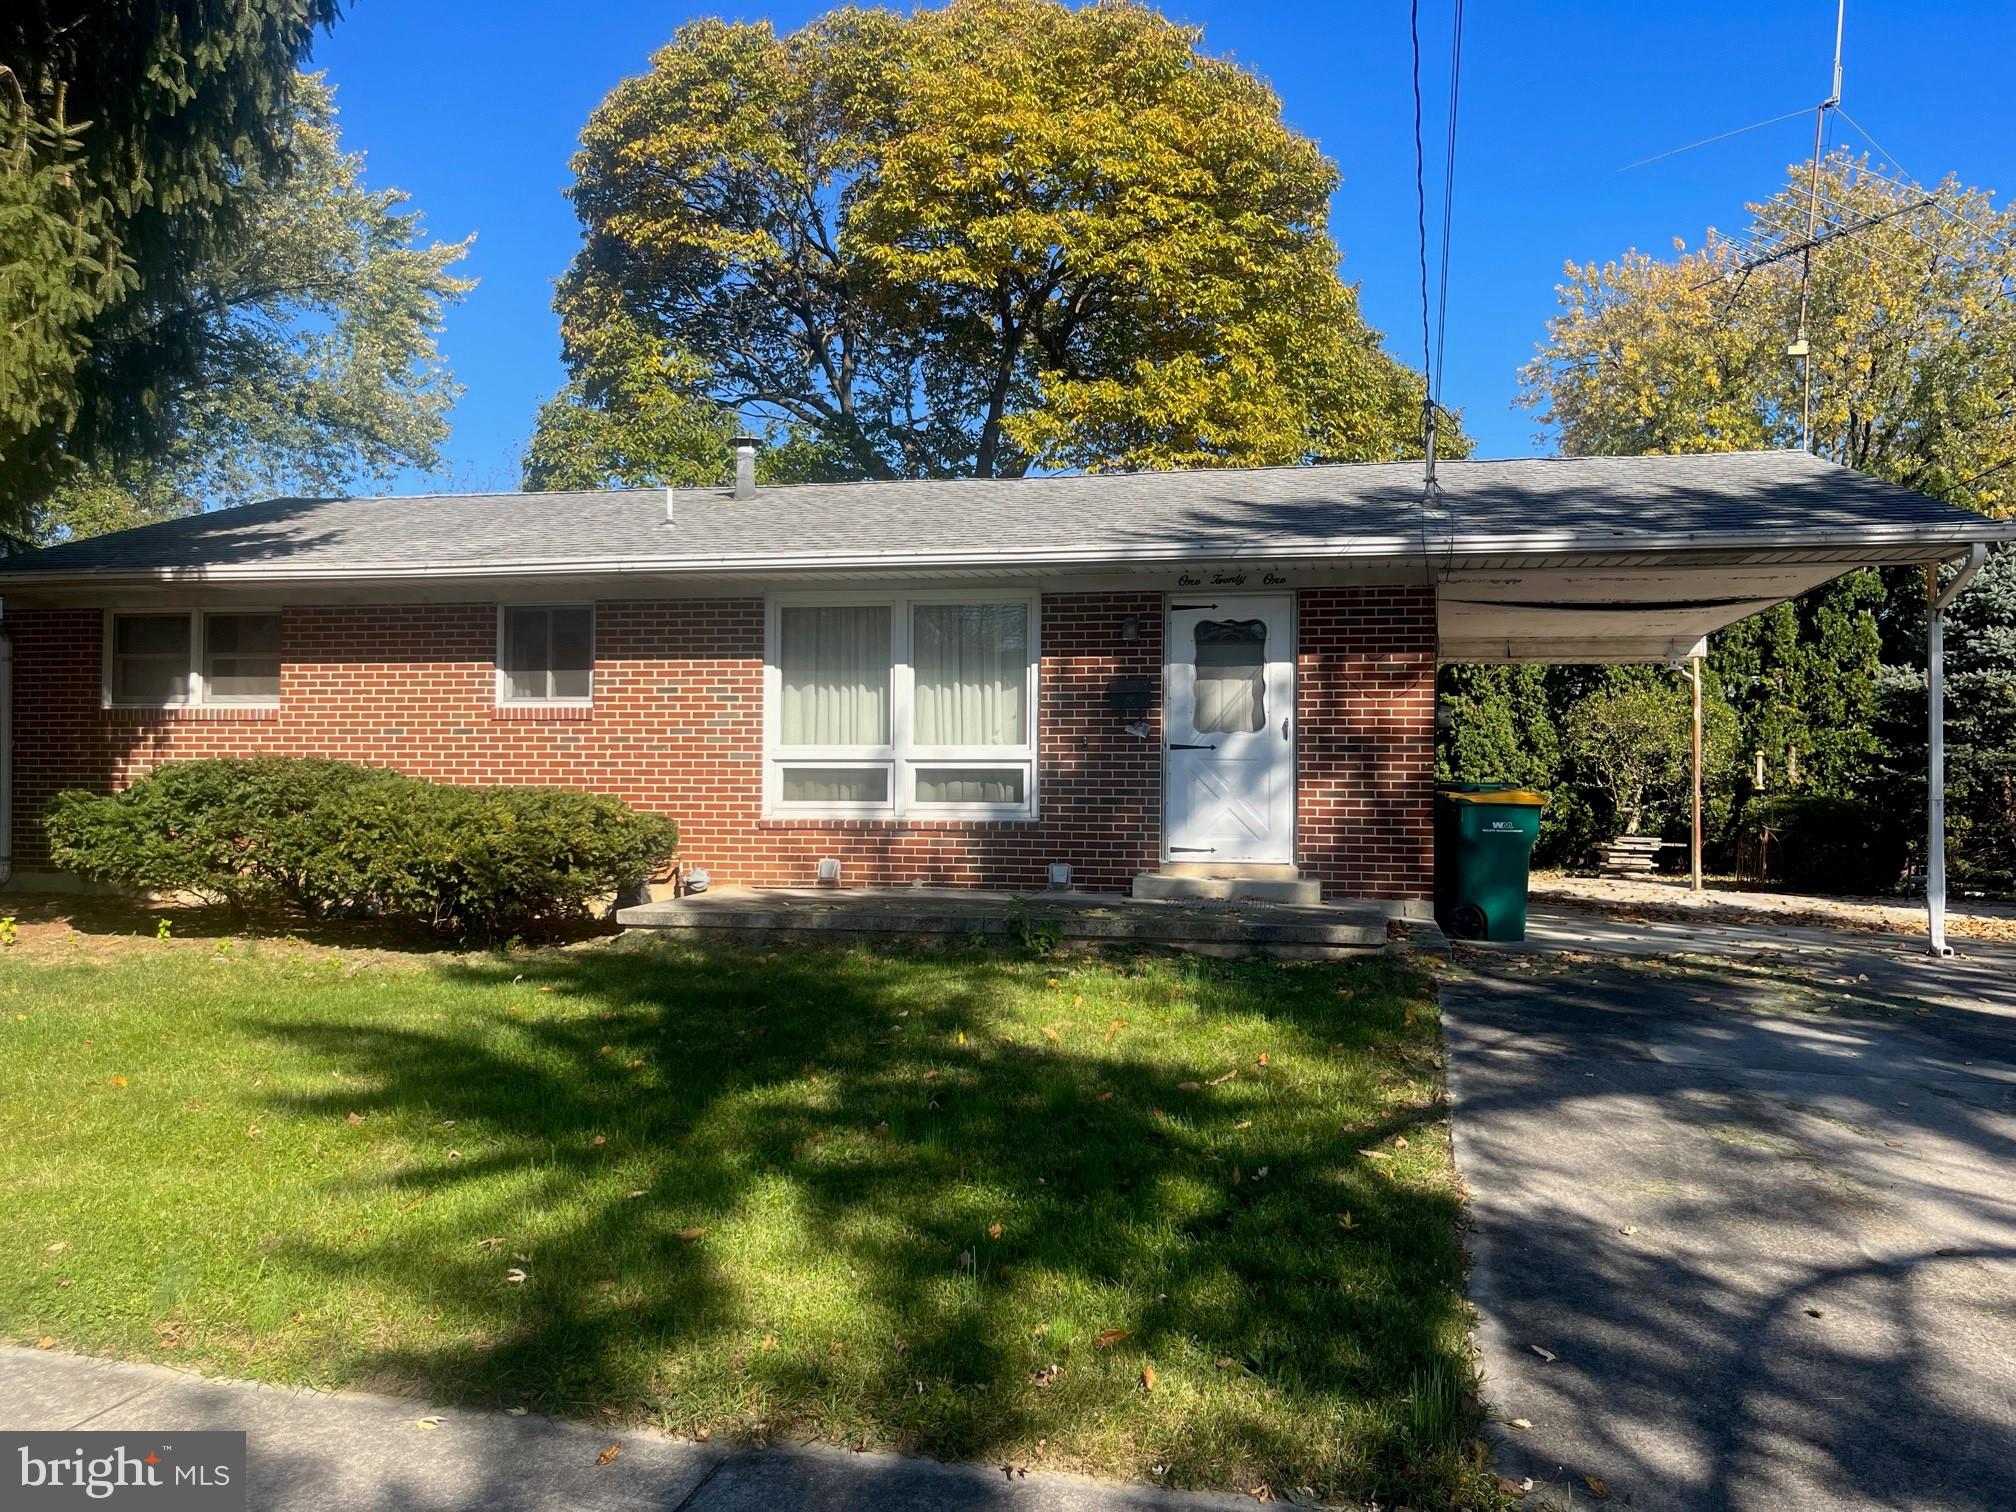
[1433,0,1465,398]
[1409,0,1432,392]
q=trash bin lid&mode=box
[1440,789,1547,807]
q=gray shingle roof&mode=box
[2,450,2006,582]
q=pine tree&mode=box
[1,2,340,525]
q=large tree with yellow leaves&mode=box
[551,0,1444,481]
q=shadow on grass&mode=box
[247,936,1477,1503]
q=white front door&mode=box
[1164,594,1295,864]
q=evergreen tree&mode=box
[1,1,341,525]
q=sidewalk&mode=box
[0,1346,1254,1511]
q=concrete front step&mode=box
[1130,872,1323,905]
[616,887,1388,958]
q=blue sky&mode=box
[309,1,2016,490]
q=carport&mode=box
[1423,451,2013,954]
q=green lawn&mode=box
[0,922,1486,1503]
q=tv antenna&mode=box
[1788,0,1846,451]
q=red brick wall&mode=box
[5,587,1433,899]
[1295,586,1437,900]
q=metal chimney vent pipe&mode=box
[730,434,762,500]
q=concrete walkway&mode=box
[1446,909,2016,1510]
[0,1347,1252,1511]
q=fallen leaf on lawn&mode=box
[873,1122,890,1139]
[345,1112,363,1126]
[537,985,554,994]
[761,1333,778,1351]
[1104,1018,1128,1041]
[415,1416,442,1431]
[956,1031,966,1046]
[987,1223,1003,1239]
[693,1426,713,1442]
[1031,1363,1060,1387]
[505,1268,527,1284]
[1336,1212,1355,1229]
[1094,1327,1129,1349]
[1530,1344,1556,1363]
[1254,1166,1269,1179]
[1207,1067,1237,1086]
[477,1236,503,1249]
[1509,1417,1533,1430]
[1584,1475,1610,1500]
[108,1075,128,1088]
[1255,1053,1269,1067]
[626,1189,648,1200]
[44,1241,66,1254]
[506,1407,528,1416]
[34,1337,56,1350]
[1359,1149,1391,1161]
[923,1068,941,1080]
[675,1228,705,1242]
[1140,1364,1156,1392]
[1392,1135,1409,1149]
[1233,1119,1252,1130]
[1177,1081,1203,1093]
[1073,994,1083,1008]
[1041,1025,1059,1044]
[1096,1090,1114,1102]
[595,1443,621,1466]
[1046,978,1059,988]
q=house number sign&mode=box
[1174,570,1290,586]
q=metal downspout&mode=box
[1926,541,1989,957]
[0,606,12,887]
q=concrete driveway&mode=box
[1444,911,2016,1510]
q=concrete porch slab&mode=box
[615,887,1390,957]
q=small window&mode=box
[1193,619,1267,734]
[499,605,594,704]
[915,766,1027,806]
[111,613,193,705]
[781,767,891,804]
[203,613,281,703]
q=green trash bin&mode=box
[1435,786,1547,942]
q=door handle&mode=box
[1282,718,1291,741]
[1168,742,1217,751]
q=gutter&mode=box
[0,520,2011,591]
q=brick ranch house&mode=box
[0,448,2007,911]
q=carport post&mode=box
[1925,544,1990,958]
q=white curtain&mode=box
[780,606,890,745]
[913,603,1027,747]
[1193,619,1267,735]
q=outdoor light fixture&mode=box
[1120,615,1140,640]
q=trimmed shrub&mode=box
[44,758,678,936]
[1732,793,1908,895]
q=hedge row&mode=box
[44,758,678,937]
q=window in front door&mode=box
[1192,619,1268,734]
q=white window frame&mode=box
[101,608,283,709]
[495,603,596,709]
[764,588,1040,820]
